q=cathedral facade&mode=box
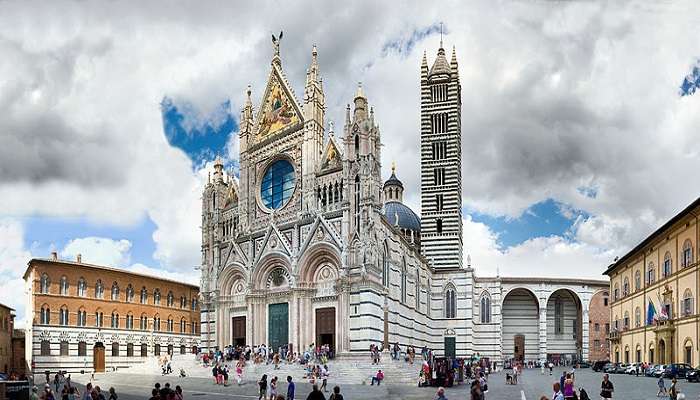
[199,38,608,363]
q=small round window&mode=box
[260,159,295,209]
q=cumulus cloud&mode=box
[0,1,699,282]
[463,215,614,279]
[0,218,32,327]
[61,237,132,266]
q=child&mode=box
[658,375,667,397]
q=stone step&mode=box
[118,354,422,384]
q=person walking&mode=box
[173,386,183,400]
[258,374,268,400]
[287,376,296,400]
[657,375,667,397]
[329,386,343,400]
[305,384,326,400]
[549,361,554,376]
[269,376,278,400]
[669,378,679,400]
[469,380,482,400]
[600,374,614,399]
[551,382,564,400]
[434,386,448,400]
[563,374,575,400]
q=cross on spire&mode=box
[440,22,444,49]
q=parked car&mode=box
[592,361,609,372]
[686,367,700,382]
[603,363,618,374]
[654,364,668,378]
[626,363,643,375]
[664,363,693,379]
[614,363,628,374]
[645,364,658,377]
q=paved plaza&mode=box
[54,367,700,400]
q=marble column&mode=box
[581,307,590,361]
[539,298,548,363]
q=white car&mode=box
[625,363,641,374]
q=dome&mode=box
[383,171,403,189]
[383,201,421,232]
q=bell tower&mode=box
[420,42,463,269]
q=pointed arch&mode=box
[40,273,51,294]
[682,239,694,267]
[479,291,491,323]
[444,281,457,319]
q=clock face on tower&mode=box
[260,159,295,210]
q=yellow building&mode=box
[604,198,700,366]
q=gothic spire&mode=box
[309,44,319,83]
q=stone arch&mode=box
[684,337,694,364]
[251,252,293,290]
[218,263,248,295]
[297,242,342,283]
[502,287,540,362]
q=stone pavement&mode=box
[60,366,700,399]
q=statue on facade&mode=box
[271,31,283,57]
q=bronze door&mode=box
[315,307,336,352]
[232,316,246,346]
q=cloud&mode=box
[0,1,698,282]
[61,237,132,266]
[0,218,32,327]
[463,215,614,279]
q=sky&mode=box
[1,1,700,326]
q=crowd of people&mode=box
[32,375,119,400]
[147,382,184,400]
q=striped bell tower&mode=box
[420,41,463,269]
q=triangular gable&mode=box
[254,65,303,140]
[253,223,293,265]
[298,215,343,256]
[222,241,248,267]
[320,136,343,171]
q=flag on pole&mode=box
[647,300,657,325]
[657,293,668,320]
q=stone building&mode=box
[199,36,608,363]
[588,289,611,362]
[23,254,200,374]
[605,197,700,365]
[0,303,14,374]
[11,329,26,376]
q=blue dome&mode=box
[383,201,421,232]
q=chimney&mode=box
[76,253,82,263]
[50,252,58,261]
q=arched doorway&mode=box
[167,344,174,356]
[659,339,666,364]
[502,288,539,362]
[546,289,583,363]
[315,307,336,354]
[93,342,105,372]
